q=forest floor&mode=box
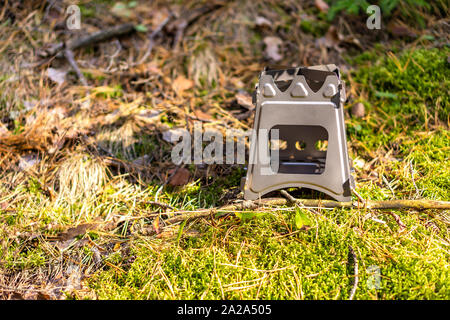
[0,1,449,299]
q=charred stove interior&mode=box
[269,125,328,174]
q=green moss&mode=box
[89,206,449,299]
[351,47,449,123]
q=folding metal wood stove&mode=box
[243,64,354,202]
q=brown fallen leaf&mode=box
[36,291,52,300]
[235,92,254,110]
[351,102,365,118]
[315,0,329,12]
[168,167,190,186]
[10,292,24,300]
[132,154,151,166]
[263,36,283,62]
[193,109,213,121]
[56,223,96,242]
[151,7,171,27]
[0,201,8,211]
[316,26,343,52]
[0,122,9,137]
[317,26,361,51]
[162,128,187,143]
[387,20,417,38]
[47,67,67,85]
[173,76,194,95]
[18,153,40,171]
[255,16,272,28]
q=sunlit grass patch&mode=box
[88,205,449,299]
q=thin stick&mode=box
[63,48,88,86]
[348,245,359,300]
[147,201,174,211]
[135,15,172,65]
[280,190,296,203]
[120,195,450,237]
[219,198,450,211]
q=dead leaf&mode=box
[47,67,67,85]
[351,102,365,118]
[36,291,51,300]
[0,122,9,137]
[193,109,213,121]
[10,292,24,300]
[184,228,201,238]
[315,0,329,12]
[151,7,171,27]
[235,92,254,110]
[64,264,82,292]
[135,109,161,125]
[316,26,343,52]
[162,128,187,143]
[0,202,8,210]
[173,76,194,95]
[263,36,283,61]
[229,77,245,88]
[18,154,40,171]
[132,154,151,166]
[255,16,272,28]
[168,168,190,186]
[147,63,162,75]
[388,20,417,38]
[56,223,96,242]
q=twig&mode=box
[384,211,407,231]
[107,197,450,234]
[352,188,366,207]
[115,194,450,235]
[135,15,172,65]
[46,23,135,58]
[63,48,88,86]
[364,200,450,210]
[219,197,450,211]
[348,245,359,300]
[147,201,174,211]
[280,189,296,203]
[164,209,220,225]
[382,174,396,198]
[280,189,324,216]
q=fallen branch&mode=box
[164,209,220,225]
[133,194,450,235]
[218,198,450,211]
[43,23,136,58]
